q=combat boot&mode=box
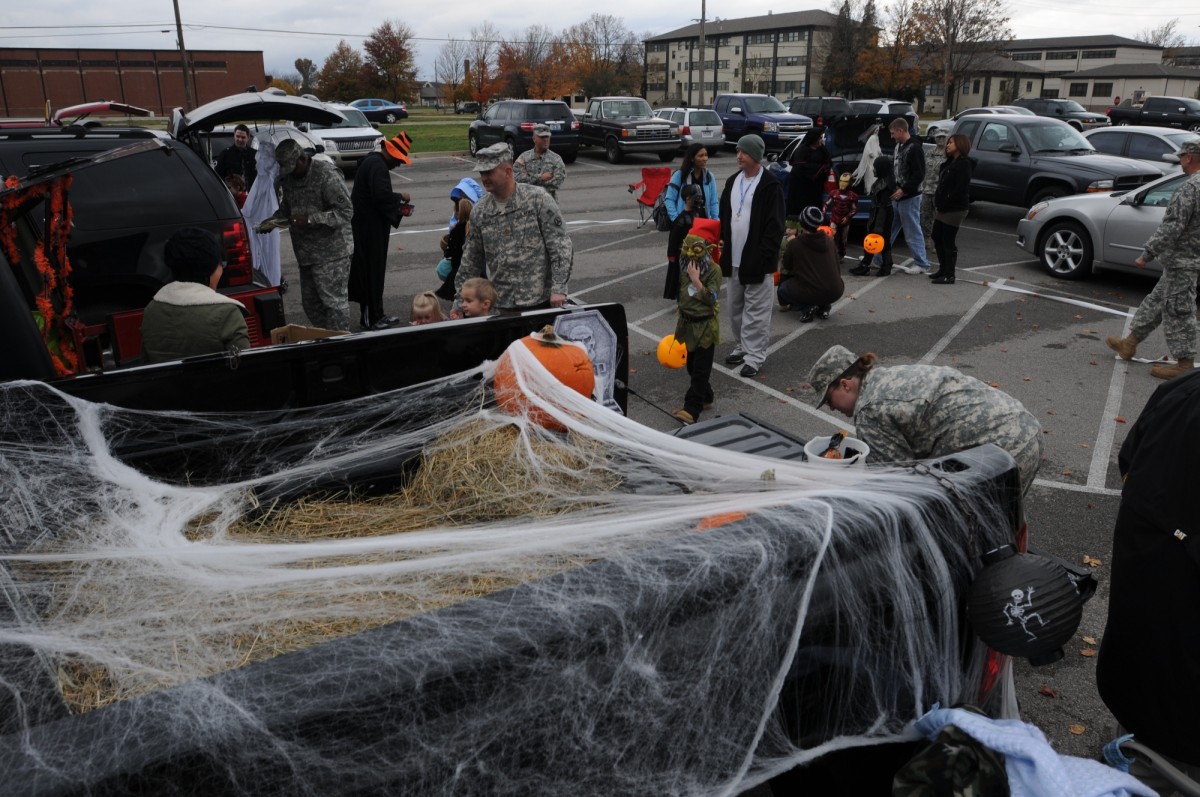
[1105,334,1139,360]
[1150,358,1194,380]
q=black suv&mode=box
[787,97,852,126]
[1011,98,1109,131]
[468,100,580,162]
[0,127,284,363]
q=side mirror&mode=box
[1163,153,1180,165]
[371,123,380,130]
[999,143,1021,155]
[730,106,744,115]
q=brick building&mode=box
[0,48,267,118]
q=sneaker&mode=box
[816,308,831,320]
[848,265,871,276]
[739,364,759,378]
[798,309,815,323]
[724,351,745,365]
[278,279,289,295]
[877,266,892,276]
[672,409,695,425]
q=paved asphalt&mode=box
[275,147,1170,774]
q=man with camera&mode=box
[349,133,413,330]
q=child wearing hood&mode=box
[435,178,484,300]
[849,156,896,277]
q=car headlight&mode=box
[321,139,339,152]
[763,121,778,133]
[1025,201,1050,221]
[1086,179,1114,192]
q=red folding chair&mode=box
[627,166,673,228]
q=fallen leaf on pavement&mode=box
[1115,416,1126,423]
[1039,686,1059,698]
[1047,410,1057,415]
[1069,724,1086,735]
[1081,443,1091,449]
[989,382,1001,388]
[1080,649,1096,658]
[1023,376,1032,381]
[1082,635,1097,645]
[1083,555,1102,567]
[1061,469,1073,476]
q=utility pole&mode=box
[698,0,707,107]
[172,0,195,109]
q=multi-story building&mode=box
[644,10,838,108]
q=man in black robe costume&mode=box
[348,132,411,329]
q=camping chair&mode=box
[628,166,673,228]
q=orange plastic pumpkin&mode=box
[817,225,833,237]
[863,233,885,254]
[657,334,687,369]
[494,327,595,430]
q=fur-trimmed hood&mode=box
[150,281,247,311]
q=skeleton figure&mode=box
[1003,586,1046,641]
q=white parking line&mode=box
[1088,310,1136,489]
[571,261,663,298]
[1030,478,1121,497]
[920,279,1004,364]
[765,276,890,357]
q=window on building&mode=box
[1082,49,1116,59]
[1026,81,1033,92]
[963,83,970,95]
[734,46,740,55]
[972,79,981,93]
[925,83,944,97]
[1068,83,1088,97]
[1011,52,1043,61]
[1046,51,1078,60]
[1091,82,1113,97]
[999,79,1008,91]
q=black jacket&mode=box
[893,136,926,198]
[934,156,972,214]
[719,168,785,285]
[215,144,257,190]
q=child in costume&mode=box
[824,172,859,262]
[672,218,722,425]
[849,156,895,277]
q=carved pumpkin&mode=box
[863,233,885,254]
[817,225,833,237]
[494,326,595,430]
[657,334,687,369]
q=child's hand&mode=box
[686,261,703,289]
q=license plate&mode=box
[549,122,562,130]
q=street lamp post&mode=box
[172,0,195,109]
[698,0,707,108]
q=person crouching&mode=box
[141,227,250,363]
[672,218,722,425]
[777,205,844,322]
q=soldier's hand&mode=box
[1135,257,1147,269]
[550,292,567,308]
[540,171,553,182]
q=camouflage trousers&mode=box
[920,193,936,240]
[1129,264,1199,359]
[298,256,351,332]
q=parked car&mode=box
[456,101,481,115]
[653,107,725,151]
[786,96,853,126]
[468,99,580,162]
[950,114,1162,207]
[1106,95,1200,132]
[350,98,408,124]
[577,97,680,163]
[925,105,1034,140]
[712,93,811,153]
[848,98,919,133]
[1015,169,1185,280]
[1011,98,1109,131]
[1082,126,1198,175]
[298,103,385,173]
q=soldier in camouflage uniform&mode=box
[1106,139,1200,380]
[920,130,948,245]
[265,138,353,332]
[807,345,1044,494]
[513,125,566,201]
[453,143,573,315]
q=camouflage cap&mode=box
[1175,139,1200,157]
[473,142,513,172]
[275,138,304,176]
[806,344,858,408]
[532,124,552,138]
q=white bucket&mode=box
[803,435,870,468]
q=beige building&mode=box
[644,10,838,108]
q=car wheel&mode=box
[1189,123,1200,133]
[605,138,623,164]
[1029,185,1069,205]
[561,150,578,164]
[1117,119,1130,126]
[384,112,397,124]
[658,151,676,163]
[468,134,479,156]
[1037,221,1093,280]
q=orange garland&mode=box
[0,174,78,375]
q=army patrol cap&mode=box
[1175,140,1200,157]
[473,142,513,172]
[806,345,858,408]
[532,124,552,138]
[275,138,304,176]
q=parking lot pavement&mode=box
[279,155,1174,762]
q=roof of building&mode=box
[1058,63,1200,78]
[999,35,1161,52]
[647,9,839,42]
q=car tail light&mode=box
[682,125,691,136]
[221,218,253,286]
[571,119,580,131]
[519,122,535,132]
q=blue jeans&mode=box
[874,194,929,269]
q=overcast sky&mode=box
[5,2,1198,83]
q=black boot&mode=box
[849,263,872,276]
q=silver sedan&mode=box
[1015,170,1188,280]
[1083,125,1199,175]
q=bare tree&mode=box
[294,58,318,95]
[911,0,1013,116]
[465,22,503,103]
[434,39,470,109]
[1136,18,1188,65]
[562,14,642,97]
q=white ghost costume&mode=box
[243,135,282,286]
